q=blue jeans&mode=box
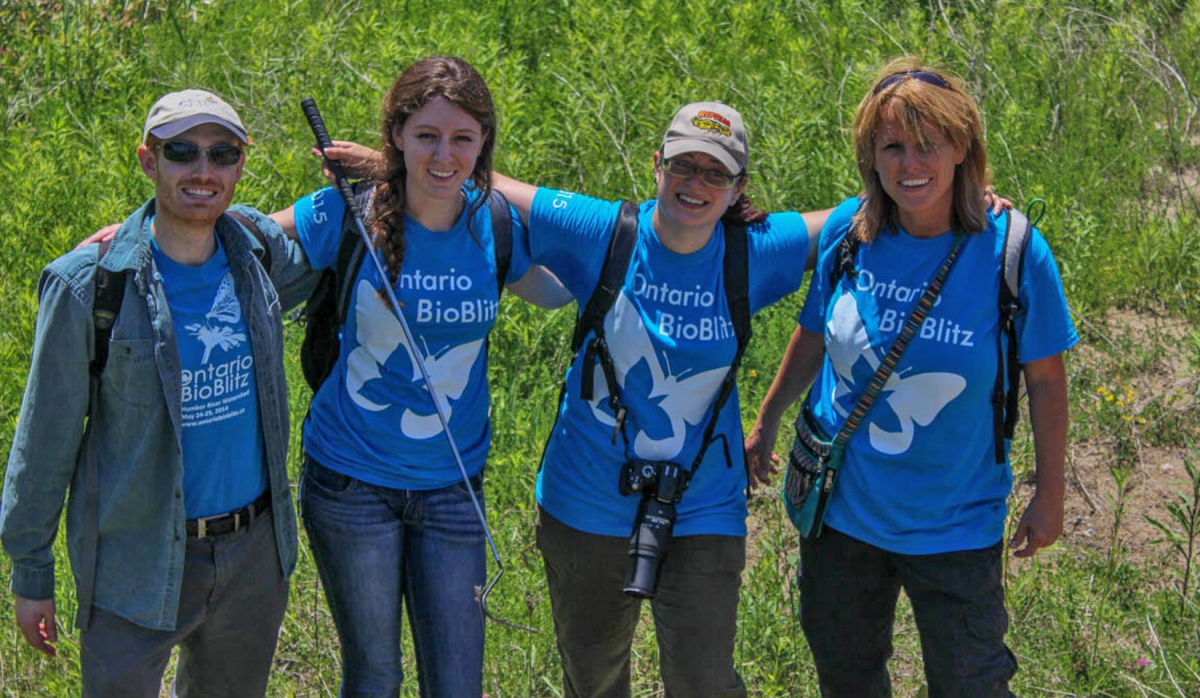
[798,527,1017,698]
[300,456,487,698]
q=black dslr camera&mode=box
[619,459,690,598]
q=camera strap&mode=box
[827,231,969,448]
[687,219,750,475]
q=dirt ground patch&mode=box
[748,307,1200,581]
[1039,309,1199,579]
[1144,131,1200,223]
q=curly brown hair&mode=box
[851,56,989,243]
[720,191,767,227]
[371,56,497,285]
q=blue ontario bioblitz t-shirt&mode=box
[798,196,1079,554]
[529,188,810,537]
[152,232,267,518]
[294,185,531,489]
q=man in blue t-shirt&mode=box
[1,90,310,697]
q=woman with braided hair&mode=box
[270,55,568,698]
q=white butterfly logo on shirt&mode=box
[185,273,247,365]
[825,291,966,455]
[345,279,484,440]
[587,292,727,460]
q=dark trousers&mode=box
[79,511,288,698]
[799,527,1017,698]
[536,507,747,698]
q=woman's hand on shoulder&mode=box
[76,224,119,250]
[983,187,1013,215]
[311,140,381,182]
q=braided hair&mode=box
[371,56,497,285]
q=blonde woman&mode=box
[748,57,1075,697]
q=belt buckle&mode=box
[197,518,207,539]
[232,511,242,533]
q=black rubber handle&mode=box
[301,97,348,182]
[301,97,334,150]
[300,97,361,219]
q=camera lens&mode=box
[623,498,676,598]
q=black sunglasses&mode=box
[872,70,951,95]
[159,141,244,167]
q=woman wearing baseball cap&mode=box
[488,100,823,698]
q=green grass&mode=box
[3,0,1200,696]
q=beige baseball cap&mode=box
[661,101,748,175]
[142,89,249,144]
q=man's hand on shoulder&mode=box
[14,594,58,657]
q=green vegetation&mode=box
[2,0,1198,695]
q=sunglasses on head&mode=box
[872,70,951,95]
[662,158,740,190]
[159,141,244,166]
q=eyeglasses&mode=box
[872,70,951,95]
[159,141,244,166]
[662,158,740,190]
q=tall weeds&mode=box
[1,1,1199,696]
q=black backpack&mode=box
[297,184,514,392]
[829,209,1032,464]
[570,202,751,473]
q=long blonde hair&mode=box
[851,56,989,243]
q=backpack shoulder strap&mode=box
[226,210,273,271]
[80,238,125,632]
[335,181,375,323]
[1000,209,1030,307]
[91,239,125,376]
[540,201,639,459]
[830,228,861,288]
[572,201,639,354]
[487,189,513,299]
[573,200,638,418]
[992,208,1032,463]
[722,221,751,352]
